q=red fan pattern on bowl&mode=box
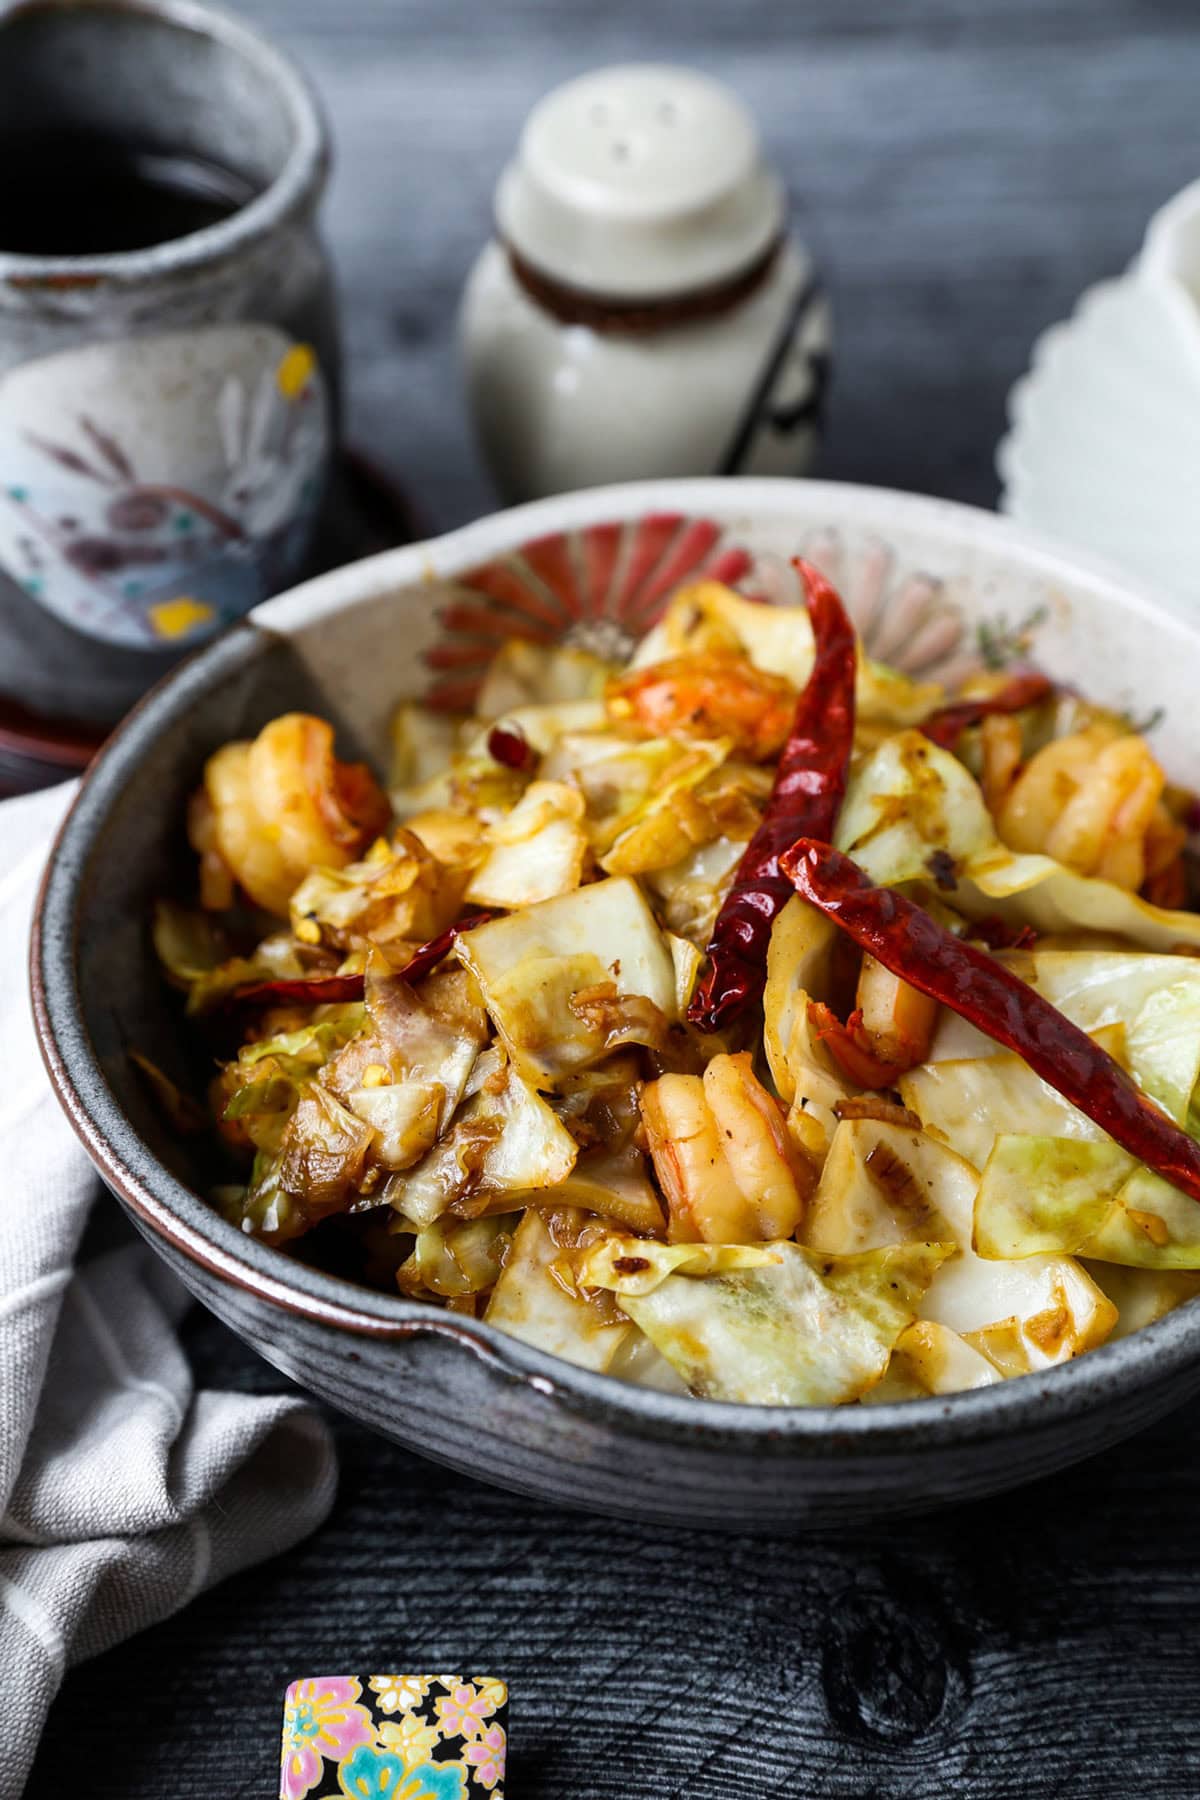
[424,512,753,708]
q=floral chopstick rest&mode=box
[280,1673,508,1800]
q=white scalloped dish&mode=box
[1000,180,1200,616]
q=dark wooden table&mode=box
[29,1,1200,1793]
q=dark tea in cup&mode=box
[0,129,259,257]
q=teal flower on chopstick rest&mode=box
[337,1743,465,1800]
[280,1675,508,1800]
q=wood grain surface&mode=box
[27,1,1200,1793]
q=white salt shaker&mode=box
[460,64,831,504]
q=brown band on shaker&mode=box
[505,235,784,335]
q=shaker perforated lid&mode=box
[495,64,785,300]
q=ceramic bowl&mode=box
[32,477,1200,1528]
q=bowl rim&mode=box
[32,474,1200,1453]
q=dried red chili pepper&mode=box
[395,911,496,984]
[919,671,1054,751]
[230,913,496,1009]
[781,839,1200,1204]
[227,973,367,1009]
[487,723,536,772]
[687,558,857,1033]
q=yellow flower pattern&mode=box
[379,1716,442,1763]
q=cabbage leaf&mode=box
[804,1117,1117,1367]
[229,1086,376,1245]
[901,1049,1108,1173]
[522,1145,665,1237]
[290,829,465,949]
[323,963,488,1171]
[606,1329,693,1394]
[390,703,463,788]
[483,1207,631,1372]
[763,895,853,1121]
[465,780,589,908]
[539,730,731,874]
[644,835,746,948]
[886,1318,1002,1396]
[456,877,678,1082]
[975,1136,1200,1270]
[398,1214,515,1299]
[1081,1261,1200,1340]
[617,1240,953,1405]
[573,1234,784,1296]
[385,1064,578,1229]
[475,640,615,719]
[907,956,1200,1256]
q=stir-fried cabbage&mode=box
[465,780,589,908]
[841,732,1200,952]
[803,1117,1117,1372]
[617,1241,953,1405]
[1082,1262,1200,1340]
[540,730,738,878]
[574,1234,784,1295]
[160,575,1200,1407]
[398,1214,515,1301]
[975,1138,1200,1271]
[907,947,1200,1292]
[385,1062,578,1230]
[887,1319,1002,1396]
[483,1208,631,1372]
[455,877,679,1081]
[901,1049,1103,1172]
[762,896,853,1143]
[156,901,340,1015]
[644,835,748,947]
[390,703,462,789]
[290,829,467,949]
[229,1086,376,1245]
[475,640,615,718]
[632,581,941,728]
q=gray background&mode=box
[30,1,1200,1794]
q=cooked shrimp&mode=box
[994,723,1167,891]
[1046,736,1163,889]
[994,723,1119,854]
[639,1072,761,1243]
[702,1052,808,1236]
[606,651,797,761]
[809,955,939,1089]
[199,713,389,915]
[978,713,1024,816]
